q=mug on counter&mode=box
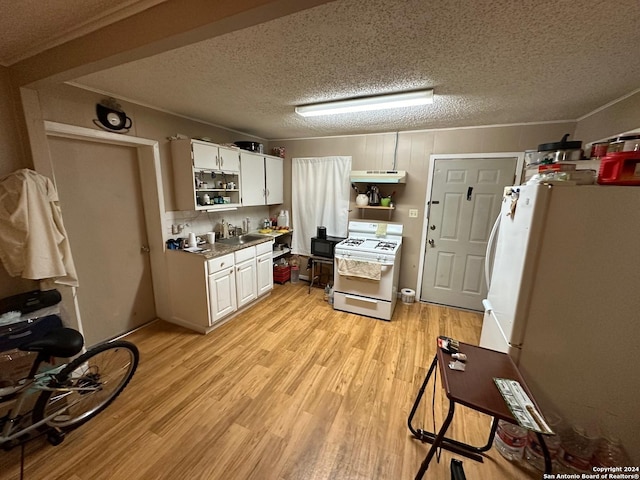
[206,232,216,243]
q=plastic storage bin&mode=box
[597,152,640,185]
[273,265,291,284]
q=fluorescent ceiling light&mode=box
[295,89,434,117]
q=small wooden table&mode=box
[408,341,552,479]
[308,256,334,293]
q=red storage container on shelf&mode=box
[597,152,640,185]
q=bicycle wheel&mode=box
[33,340,139,431]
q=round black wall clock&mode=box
[94,98,132,133]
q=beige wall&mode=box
[0,67,39,296]
[2,79,640,305]
[35,83,265,212]
[575,90,640,143]
[273,122,577,291]
[0,67,28,176]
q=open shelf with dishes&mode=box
[193,170,241,209]
[171,138,242,211]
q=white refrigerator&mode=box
[480,183,640,463]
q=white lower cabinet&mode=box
[256,242,274,297]
[165,241,274,334]
[207,255,237,323]
[235,247,257,309]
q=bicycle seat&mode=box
[19,327,84,358]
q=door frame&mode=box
[415,152,525,303]
[40,120,169,335]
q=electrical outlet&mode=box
[409,209,418,218]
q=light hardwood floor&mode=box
[0,282,541,480]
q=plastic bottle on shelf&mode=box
[277,210,286,227]
[284,210,290,228]
[494,420,528,461]
[591,436,631,468]
[557,426,598,474]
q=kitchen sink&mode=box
[217,234,267,245]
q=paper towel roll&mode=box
[401,288,416,304]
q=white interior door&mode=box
[420,157,516,310]
[48,137,156,346]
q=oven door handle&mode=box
[345,294,378,304]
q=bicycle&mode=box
[0,326,138,450]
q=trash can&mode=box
[291,266,300,283]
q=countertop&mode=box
[168,229,291,260]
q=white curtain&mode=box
[292,156,352,256]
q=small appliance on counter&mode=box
[311,235,345,258]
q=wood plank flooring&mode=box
[0,282,541,480]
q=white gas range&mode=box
[333,221,403,321]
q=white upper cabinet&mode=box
[171,139,241,211]
[191,140,240,172]
[217,145,241,172]
[265,156,284,205]
[240,151,284,206]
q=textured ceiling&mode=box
[6,0,640,140]
[0,0,167,67]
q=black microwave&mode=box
[310,236,345,258]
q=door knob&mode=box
[428,239,435,247]
[430,225,436,230]
[140,245,150,253]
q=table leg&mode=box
[414,399,456,480]
[308,260,315,293]
[536,432,552,474]
[407,356,438,439]
[408,355,484,462]
[477,416,499,452]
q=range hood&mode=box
[350,170,407,184]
